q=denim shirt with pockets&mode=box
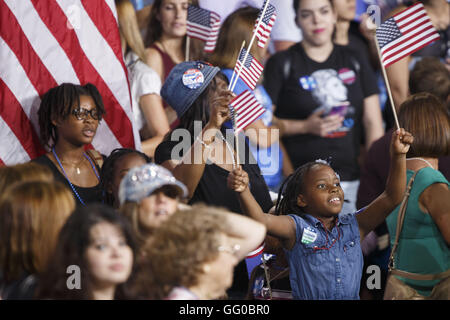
[285,211,364,299]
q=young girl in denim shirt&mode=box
[228,129,413,299]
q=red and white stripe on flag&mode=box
[234,47,264,90]
[0,0,140,166]
[186,5,221,52]
[246,242,265,258]
[204,20,221,52]
[230,90,265,134]
[376,3,440,68]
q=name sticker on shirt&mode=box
[301,227,318,244]
[182,69,204,89]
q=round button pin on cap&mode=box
[182,69,204,90]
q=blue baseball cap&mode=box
[118,163,188,205]
[161,61,221,119]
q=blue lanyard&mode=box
[52,148,100,206]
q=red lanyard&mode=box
[313,218,341,251]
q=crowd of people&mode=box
[0,0,449,300]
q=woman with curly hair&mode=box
[131,205,266,299]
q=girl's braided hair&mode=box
[37,83,105,150]
[275,159,334,216]
[100,148,151,206]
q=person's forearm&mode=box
[278,118,309,136]
[238,187,269,226]
[363,95,384,150]
[280,141,294,176]
[246,126,280,148]
[385,61,409,110]
[141,135,165,159]
[384,152,407,206]
[364,123,384,151]
[356,152,406,238]
[363,117,384,151]
[218,209,267,260]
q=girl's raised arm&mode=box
[356,129,413,239]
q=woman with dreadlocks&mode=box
[228,129,414,300]
[33,83,106,206]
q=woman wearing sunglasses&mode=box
[33,83,106,206]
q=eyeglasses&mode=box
[218,244,241,256]
[72,107,101,121]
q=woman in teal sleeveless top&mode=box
[385,93,450,297]
[386,167,450,296]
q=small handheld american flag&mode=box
[187,5,221,53]
[253,0,277,48]
[375,3,440,68]
[229,90,265,134]
[233,47,264,90]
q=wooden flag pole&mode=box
[185,36,190,61]
[374,35,400,130]
[235,132,240,167]
[229,0,270,92]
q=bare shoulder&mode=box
[145,47,164,78]
[420,182,450,208]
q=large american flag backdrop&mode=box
[376,2,440,68]
[0,0,140,166]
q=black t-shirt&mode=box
[155,133,273,214]
[155,130,273,296]
[33,155,103,206]
[264,43,379,181]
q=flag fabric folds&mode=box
[253,0,277,48]
[234,47,264,90]
[375,2,440,68]
[187,5,221,52]
[0,0,140,166]
[229,90,265,134]
[246,242,265,258]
